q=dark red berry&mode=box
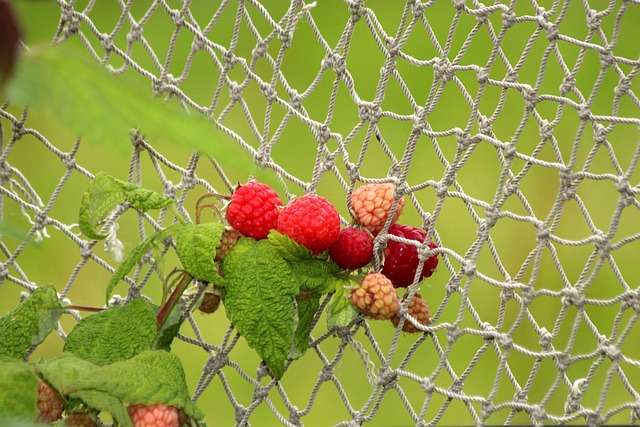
[329,227,373,270]
[381,224,438,288]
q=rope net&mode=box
[2,0,640,425]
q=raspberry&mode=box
[277,194,340,253]
[329,227,373,270]
[128,403,180,427]
[226,181,282,240]
[37,380,64,423]
[215,229,240,262]
[198,292,221,314]
[65,412,98,427]
[381,224,439,288]
[391,293,431,333]
[350,273,400,320]
[351,183,405,235]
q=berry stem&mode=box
[157,271,193,331]
[66,304,104,313]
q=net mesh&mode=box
[2,0,640,425]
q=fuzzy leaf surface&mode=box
[37,354,132,427]
[0,285,64,359]
[64,298,156,365]
[289,295,320,360]
[222,238,299,379]
[63,350,202,420]
[326,280,360,330]
[176,222,224,284]
[0,356,39,420]
[105,222,184,302]
[268,231,341,294]
[79,172,173,240]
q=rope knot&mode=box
[565,378,586,414]
[289,90,303,110]
[433,57,454,81]
[539,119,554,141]
[377,366,398,388]
[127,24,143,43]
[277,30,292,49]
[560,76,576,94]
[561,287,585,308]
[539,328,553,351]
[593,231,611,257]
[322,53,346,76]
[577,104,591,120]
[477,114,492,134]
[348,0,366,21]
[586,9,601,30]
[252,41,268,59]
[357,102,382,124]
[501,11,516,28]
[599,48,615,67]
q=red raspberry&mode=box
[350,273,400,320]
[226,181,282,240]
[215,229,240,262]
[381,224,439,288]
[65,412,98,427]
[329,227,373,270]
[37,380,64,423]
[127,403,180,427]
[391,293,431,333]
[351,183,405,235]
[277,194,340,253]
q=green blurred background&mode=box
[1,0,639,425]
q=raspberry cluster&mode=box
[224,180,441,334]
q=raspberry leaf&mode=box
[326,280,359,330]
[105,222,183,303]
[0,356,39,420]
[154,303,184,351]
[268,230,313,260]
[64,298,156,366]
[222,237,299,380]
[79,172,174,240]
[0,285,64,360]
[36,354,133,427]
[175,222,224,285]
[268,231,341,294]
[62,350,202,420]
[289,294,321,359]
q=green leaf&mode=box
[0,221,38,247]
[6,41,276,185]
[0,285,64,359]
[175,222,224,284]
[289,295,320,360]
[326,280,359,330]
[153,303,184,351]
[63,298,156,366]
[79,172,174,240]
[0,416,45,427]
[64,350,202,420]
[268,231,341,294]
[268,230,313,261]
[0,356,39,420]
[37,354,132,427]
[222,238,299,380]
[106,222,184,302]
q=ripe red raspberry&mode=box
[127,403,180,427]
[381,224,439,288]
[391,293,431,333]
[329,227,373,270]
[215,229,240,262]
[350,273,400,320]
[65,412,98,427]
[277,194,340,253]
[226,181,282,240]
[37,380,64,423]
[351,183,405,235]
